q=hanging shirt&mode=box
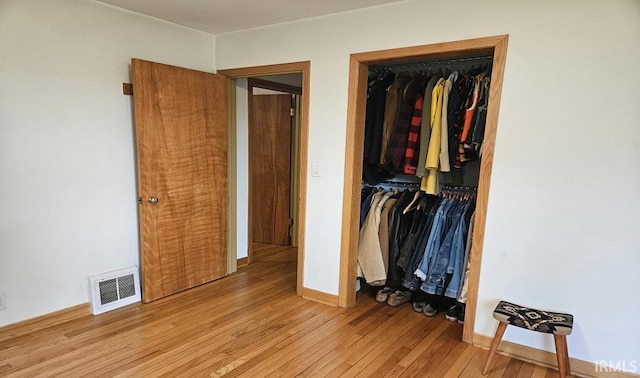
[357,190,394,285]
[403,95,423,174]
[415,74,441,178]
[380,74,410,165]
[386,75,423,173]
[459,75,481,143]
[439,78,453,173]
[420,78,445,194]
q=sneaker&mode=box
[445,303,464,322]
[457,309,465,324]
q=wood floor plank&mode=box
[293,300,382,377]
[488,354,512,377]
[503,357,525,378]
[425,330,474,377]
[152,296,319,377]
[532,364,552,378]
[0,243,559,377]
[267,301,383,377]
[401,322,463,378]
[442,344,479,378]
[205,305,342,377]
[459,341,490,377]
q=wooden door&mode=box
[250,94,292,245]
[132,59,228,302]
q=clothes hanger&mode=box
[402,190,422,214]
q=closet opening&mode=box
[339,35,508,344]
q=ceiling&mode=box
[97,0,407,35]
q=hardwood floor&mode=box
[0,244,559,377]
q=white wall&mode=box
[0,0,215,326]
[216,0,640,371]
[235,78,249,259]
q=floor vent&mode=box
[89,267,141,315]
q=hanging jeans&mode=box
[444,204,471,297]
[414,198,457,281]
[402,197,441,290]
[420,202,469,294]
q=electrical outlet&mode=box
[0,291,6,311]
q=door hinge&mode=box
[290,107,295,117]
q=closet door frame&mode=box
[338,35,509,343]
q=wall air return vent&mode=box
[88,266,141,315]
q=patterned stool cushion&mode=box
[493,301,573,336]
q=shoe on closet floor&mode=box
[375,287,394,303]
[457,309,465,323]
[412,297,427,313]
[387,290,412,307]
[446,303,465,322]
[423,303,439,317]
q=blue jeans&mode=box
[420,202,468,294]
[414,198,457,280]
[444,204,470,298]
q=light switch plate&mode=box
[311,163,321,177]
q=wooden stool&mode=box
[483,301,574,377]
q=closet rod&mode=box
[362,180,421,189]
[441,185,478,192]
[370,55,493,74]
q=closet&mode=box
[339,35,509,344]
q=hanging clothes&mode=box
[421,78,445,193]
[358,189,394,285]
[363,72,396,185]
[386,75,424,173]
[380,74,411,166]
[415,74,442,178]
[403,94,424,174]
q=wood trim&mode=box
[219,61,309,77]
[246,84,255,264]
[463,35,509,343]
[237,256,248,268]
[350,35,504,64]
[291,95,302,247]
[227,78,238,275]
[218,61,310,297]
[474,333,639,378]
[122,83,133,95]
[302,287,339,307]
[338,36,510,344]
[338,55,368,308]
[248,77,302,95]
[297,66,310,297]
[0,303,89,336]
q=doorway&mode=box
[219,62,310,297]
[248,76,302,247]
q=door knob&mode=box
[147,197,159,204]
